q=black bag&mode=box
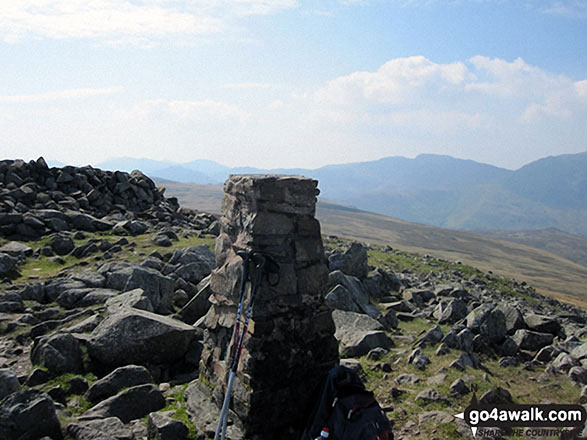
[301,366,394,440]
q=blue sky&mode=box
[1,0,586,170]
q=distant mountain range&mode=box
[96,152,587,236]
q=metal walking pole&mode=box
[215,252,266,440]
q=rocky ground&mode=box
[1,159,586,440]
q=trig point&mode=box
[200,174,339,439]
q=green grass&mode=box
[160,383,199,439]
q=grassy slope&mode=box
[156,179,587,308]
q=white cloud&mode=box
[223,82,279,89]
[0,0,299,45]
[311,55,587,130]
[0,87,123,103]
[538,0,587,19]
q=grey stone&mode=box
[524,313,561,335]
[0,241,33,258]
[571,342,587,361]
[568,367,587,385]
[67,417,134,440]
[147,412,189,440]
[105,288,154,313]
[417,324,444,346]
[552,352,579,372]
[328,242,369,279]
[49,234,75,255]
[395,373,420,385]
[83,384,165,423]
[325,284,361,313]
[0,253,18,277]
[86,364,154,403]
[513,329,554,351]
[339,330,393,358]
[30,332,84,374]
[449,378,470,396]
[328,271,380,318]
[499,356,519,368]
[403,288,435,306]
[0,389,63,440]
[434,299,468,324]
[456,328,474,353]
[88,308,197,368]
[378,309,399,330]
[415,389,448,404]
[496,304,525,335]
[479,309,507,344]
[0,368,21,400]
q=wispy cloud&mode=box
[223,82,280,89]
[137,98,252,125]
[537,0,587,19]
[0,0,299,45]
[0,87,123,104]
[311,55,587,130]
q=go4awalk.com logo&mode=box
[454,387,586,438]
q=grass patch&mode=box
[160,383,199,439]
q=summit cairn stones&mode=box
[200,175,339,439]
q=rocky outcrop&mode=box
[0,158,217,243]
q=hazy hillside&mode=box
[101,152,587,235]
[155,178,587,308]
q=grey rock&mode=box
[0,368,21,400]
[49,234,75,255]
[571,342,587,361]
[395,373,420,385]
[524,313,561,335]
[417,324,444,347]
[83,384,165,423]
[0,253,18,277]
[105,288,154,313]
[402,288,435,306]
[499,356,519,368]
[465,303,494,332]
[88,308,197,368]
[449,378,470,396]
[436,343,451,356]
[568,367,587,385]
[328,271,380,318]
[0,389,63,440]
[496,304,525,335]
[378,309,399,330]
[479,309,507,344]
[456,328,474,353]
[479,387,512,404]
[552,352,579,372]
[513,329,554,351]
[434,299,468,324]
[30,332,84,374]
[535,345,562,363]
[497,336,518,357]
[325,284,361,313]
[67,417,134,440]
[339,330,393,358]
[0,241,33,258]
[147,412,189,440]
[86,364,154,403]
[328,242,369,279]
[123,267,174,315]
[415,389,448,404]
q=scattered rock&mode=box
[67,417,134,440]
[449,378,470,396]
[0,368,21,400]
[512,329,554,352]
[30,332,84,375]
[415,389,449,404]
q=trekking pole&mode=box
[215,253,266,440]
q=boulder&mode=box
[86,365,155,403]
[328,271,380,318]
[105,288,154,313]
[148,412,189,440]
[512,329,554,352]
[88,308,197,368]
[30,332,84,374]
[568,367,587,385]
[434,299,468,324]
[0,368,21,400]
[83,384,165,423]
[416,324,444,347]
[0,389,63,440]
[402,288,435,306]
[328,242,369,279]
[449,378,470,397]
[415,389,449,404]
[49,234,75,256]
[479,309,507,344]
[571,342,587,361]
[67,417,134,440]
[325,284,361,314]
[0,241,33,258]
[118,266,174,315]
[524,313,561,335]
[0,253,18,277]
[496,304,525,335]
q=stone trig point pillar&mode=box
[200,174,339,439]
